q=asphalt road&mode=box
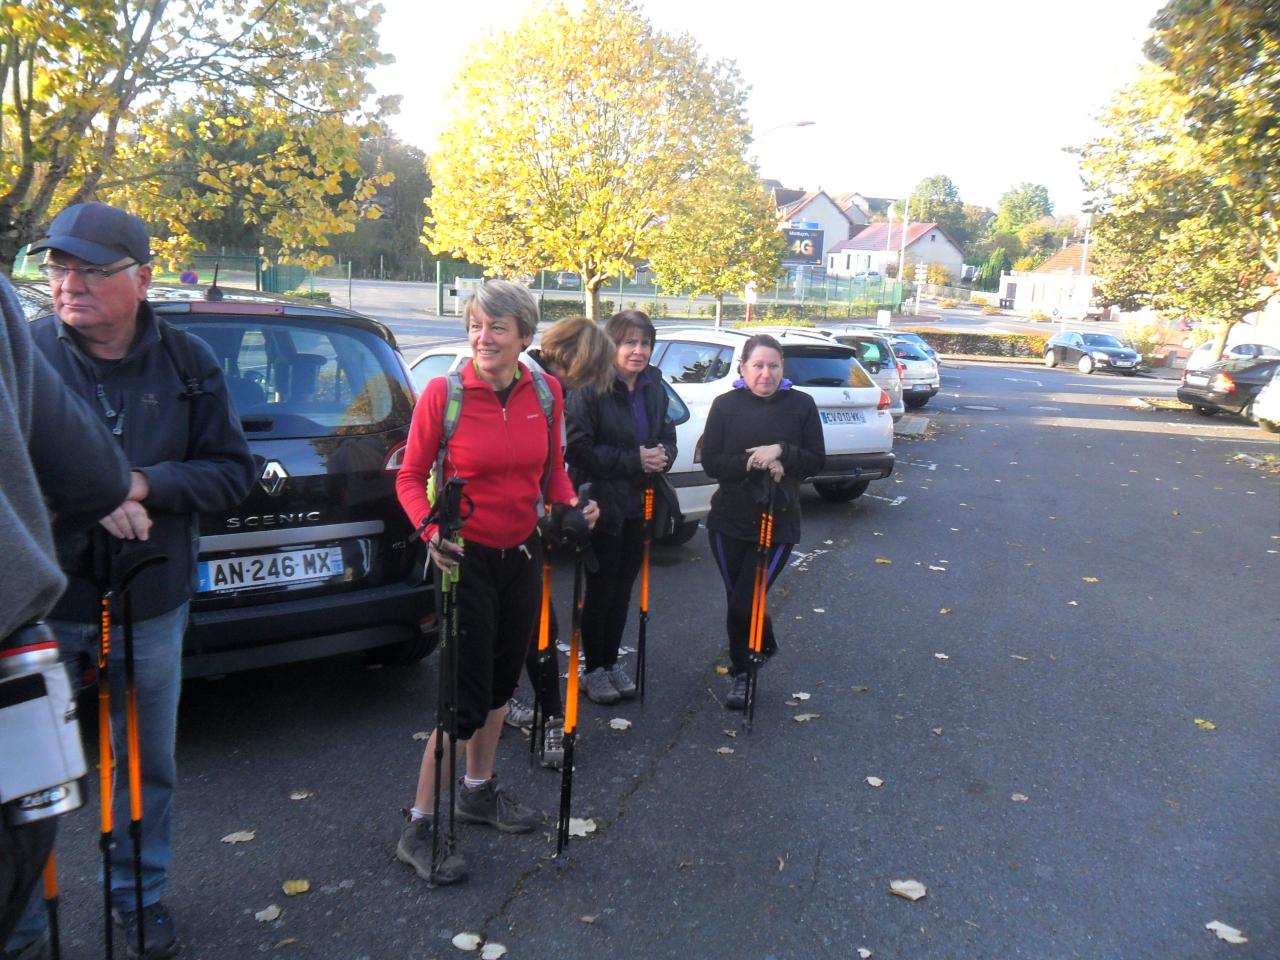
[46,363,1278,959]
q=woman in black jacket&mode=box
[565,311,677,705]
[701,334,825,710]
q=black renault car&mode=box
[1177,355,1280,419]
[135,288,433,676]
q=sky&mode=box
[369,0,1161,217]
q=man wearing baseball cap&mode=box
[5,202,254,960]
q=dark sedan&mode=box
[1177,356,1280,419]
[1043,332,1141,374]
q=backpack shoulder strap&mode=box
[441,371,465,446]
[157,318,216,400]
[529,368,555,428]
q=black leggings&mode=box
[707,529,793,676]
[581,517,647,672]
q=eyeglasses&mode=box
[39,260,138,285]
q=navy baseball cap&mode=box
[29,202,152,265]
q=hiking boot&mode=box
[396,817,467,885]
[113,901,179,959]
[724,673,749,711]
[456,776,541,833]
[504,696,535,729]
[605,663,637,700]
[540,717,565,770]
[585,667,620,704]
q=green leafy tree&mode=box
[895,174,967,238]
[994,183,1053,234]
[974,247,1010,292]
[0,0,394,274]
[425,0,752,319]
[1080,0,1277,358]
[327,137,433,278]
[647,159,784,320]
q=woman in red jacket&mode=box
[394,280,597,885]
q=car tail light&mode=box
[896,360,906,378]
[1212,372,1236,393]
[693,434,704,464]
[878,389,890,411]
[384,441,408,471]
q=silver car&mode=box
[822,329,906,418]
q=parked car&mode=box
[1177,356,1280,420]
[889,337,941,408]
[1251,364,1280,433]
[408,337,699,543]
[553,271,581,289]
[851,270,882,283]
[1184,340,1280,372]
[1043,331,1141,374]
[890,330,939,362]
[25,285,436,677]
[821,329,905,418]
[9,278,52,319]
[651,327,895,503]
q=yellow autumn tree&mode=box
[425,0,752,319]
[647,158,784,322]
[0,0,395,273]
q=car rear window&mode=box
[655,341,735,384]
[781,345,873,388]
[176,317,414,439]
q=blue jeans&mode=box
[6,605,186,950]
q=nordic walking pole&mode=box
[97,587,116,960]
[557,483,591,855]
[636,480,654,701]
[744,481,776,733]
[429,477,466,882]
[531,510,554,766]
[42,853,62,960]
[121,588,146,955]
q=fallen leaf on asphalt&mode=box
[481,944,509,959]
[890,879,928,901]
[813,607,826,613]
[254,904,281,923]
[1011,793,1029,802]
[288,790,313,801]
[412,731,430,741]
[221,830,255,844]
[452,932,482,951]
[716,746,735,755]
[723,729,737,738]
[1205,921,1247,944]
[1067,601,1078,606]
[777,855,786,872]
[874,557,892,564]
[866,777,884,787]
[568,817,597,837]
[282,879,310,896]
[851,685,869,693]
[792,692,811,700]
[580,915,599,924]
[932,727,943,735]
[824,539,834,545]
[939,608,950,615]
[609,718,632,730]
[1194,718,1216,731]
[1010,655,1028,661]
[858,950,872,959]
[934,653,949,660]
[714,665,730,675]
[274,939,297,948]
[1082,576,1099,583]
[928,565,947,572]
[793,713,820,722]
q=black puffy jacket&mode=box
[564,367,676,536]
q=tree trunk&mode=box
[585,275,599,321]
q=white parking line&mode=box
[866,493,908,506]
[899,459,938,471]
[1003,376,1044,387]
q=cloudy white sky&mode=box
[370,0,1160,215]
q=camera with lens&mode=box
[0,624,86,826]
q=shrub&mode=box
[1027,309,1051,323]
[970,295,987,306]
[926,264,952,285]
[981,304,1000,315]
[938,298,959,309]
[283,288,331,303]
[735,318,816,329]
[1121,316,1162,362]
[909,330,1048,358]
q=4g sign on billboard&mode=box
[783,228,823,264]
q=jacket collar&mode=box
[55,300,159,368]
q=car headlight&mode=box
[1092,351,1110,360]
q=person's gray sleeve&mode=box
[27,345,131,529]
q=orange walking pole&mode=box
[557,484,591,855]
[98,592,116,960]
[531,545,554,765]
[636,483,653,700]
[122,590,146,954]
[744,482,776,732]
[42,853,62,960]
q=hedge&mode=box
[901,328,1048,358]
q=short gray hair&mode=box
[464,280,540,338]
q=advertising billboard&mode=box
[783,228,823,265]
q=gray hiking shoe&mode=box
[456,776,541,833]
[605,663,637,699]
[396,817,467,885]
[504,696,535,729]
[724,673,749,711]
[540,716,565,770]
[585,667,621,704]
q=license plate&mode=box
[1186,374,1208,386]
[198,546,344,593]
[1113,360,1134,367]
[820,409,866,424]
[911,383,931,390]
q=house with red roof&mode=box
[824,222,964,280]
[771,188,860,264]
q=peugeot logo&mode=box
[259,460,289,496]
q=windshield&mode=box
[1081,334,1125,348]
[782,345,873,388]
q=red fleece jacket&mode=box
[397,361,575,550]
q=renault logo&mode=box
[259,460,289,496]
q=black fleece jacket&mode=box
[564,367,676,536]
[30,303,255,622]
[701,385,825,543]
